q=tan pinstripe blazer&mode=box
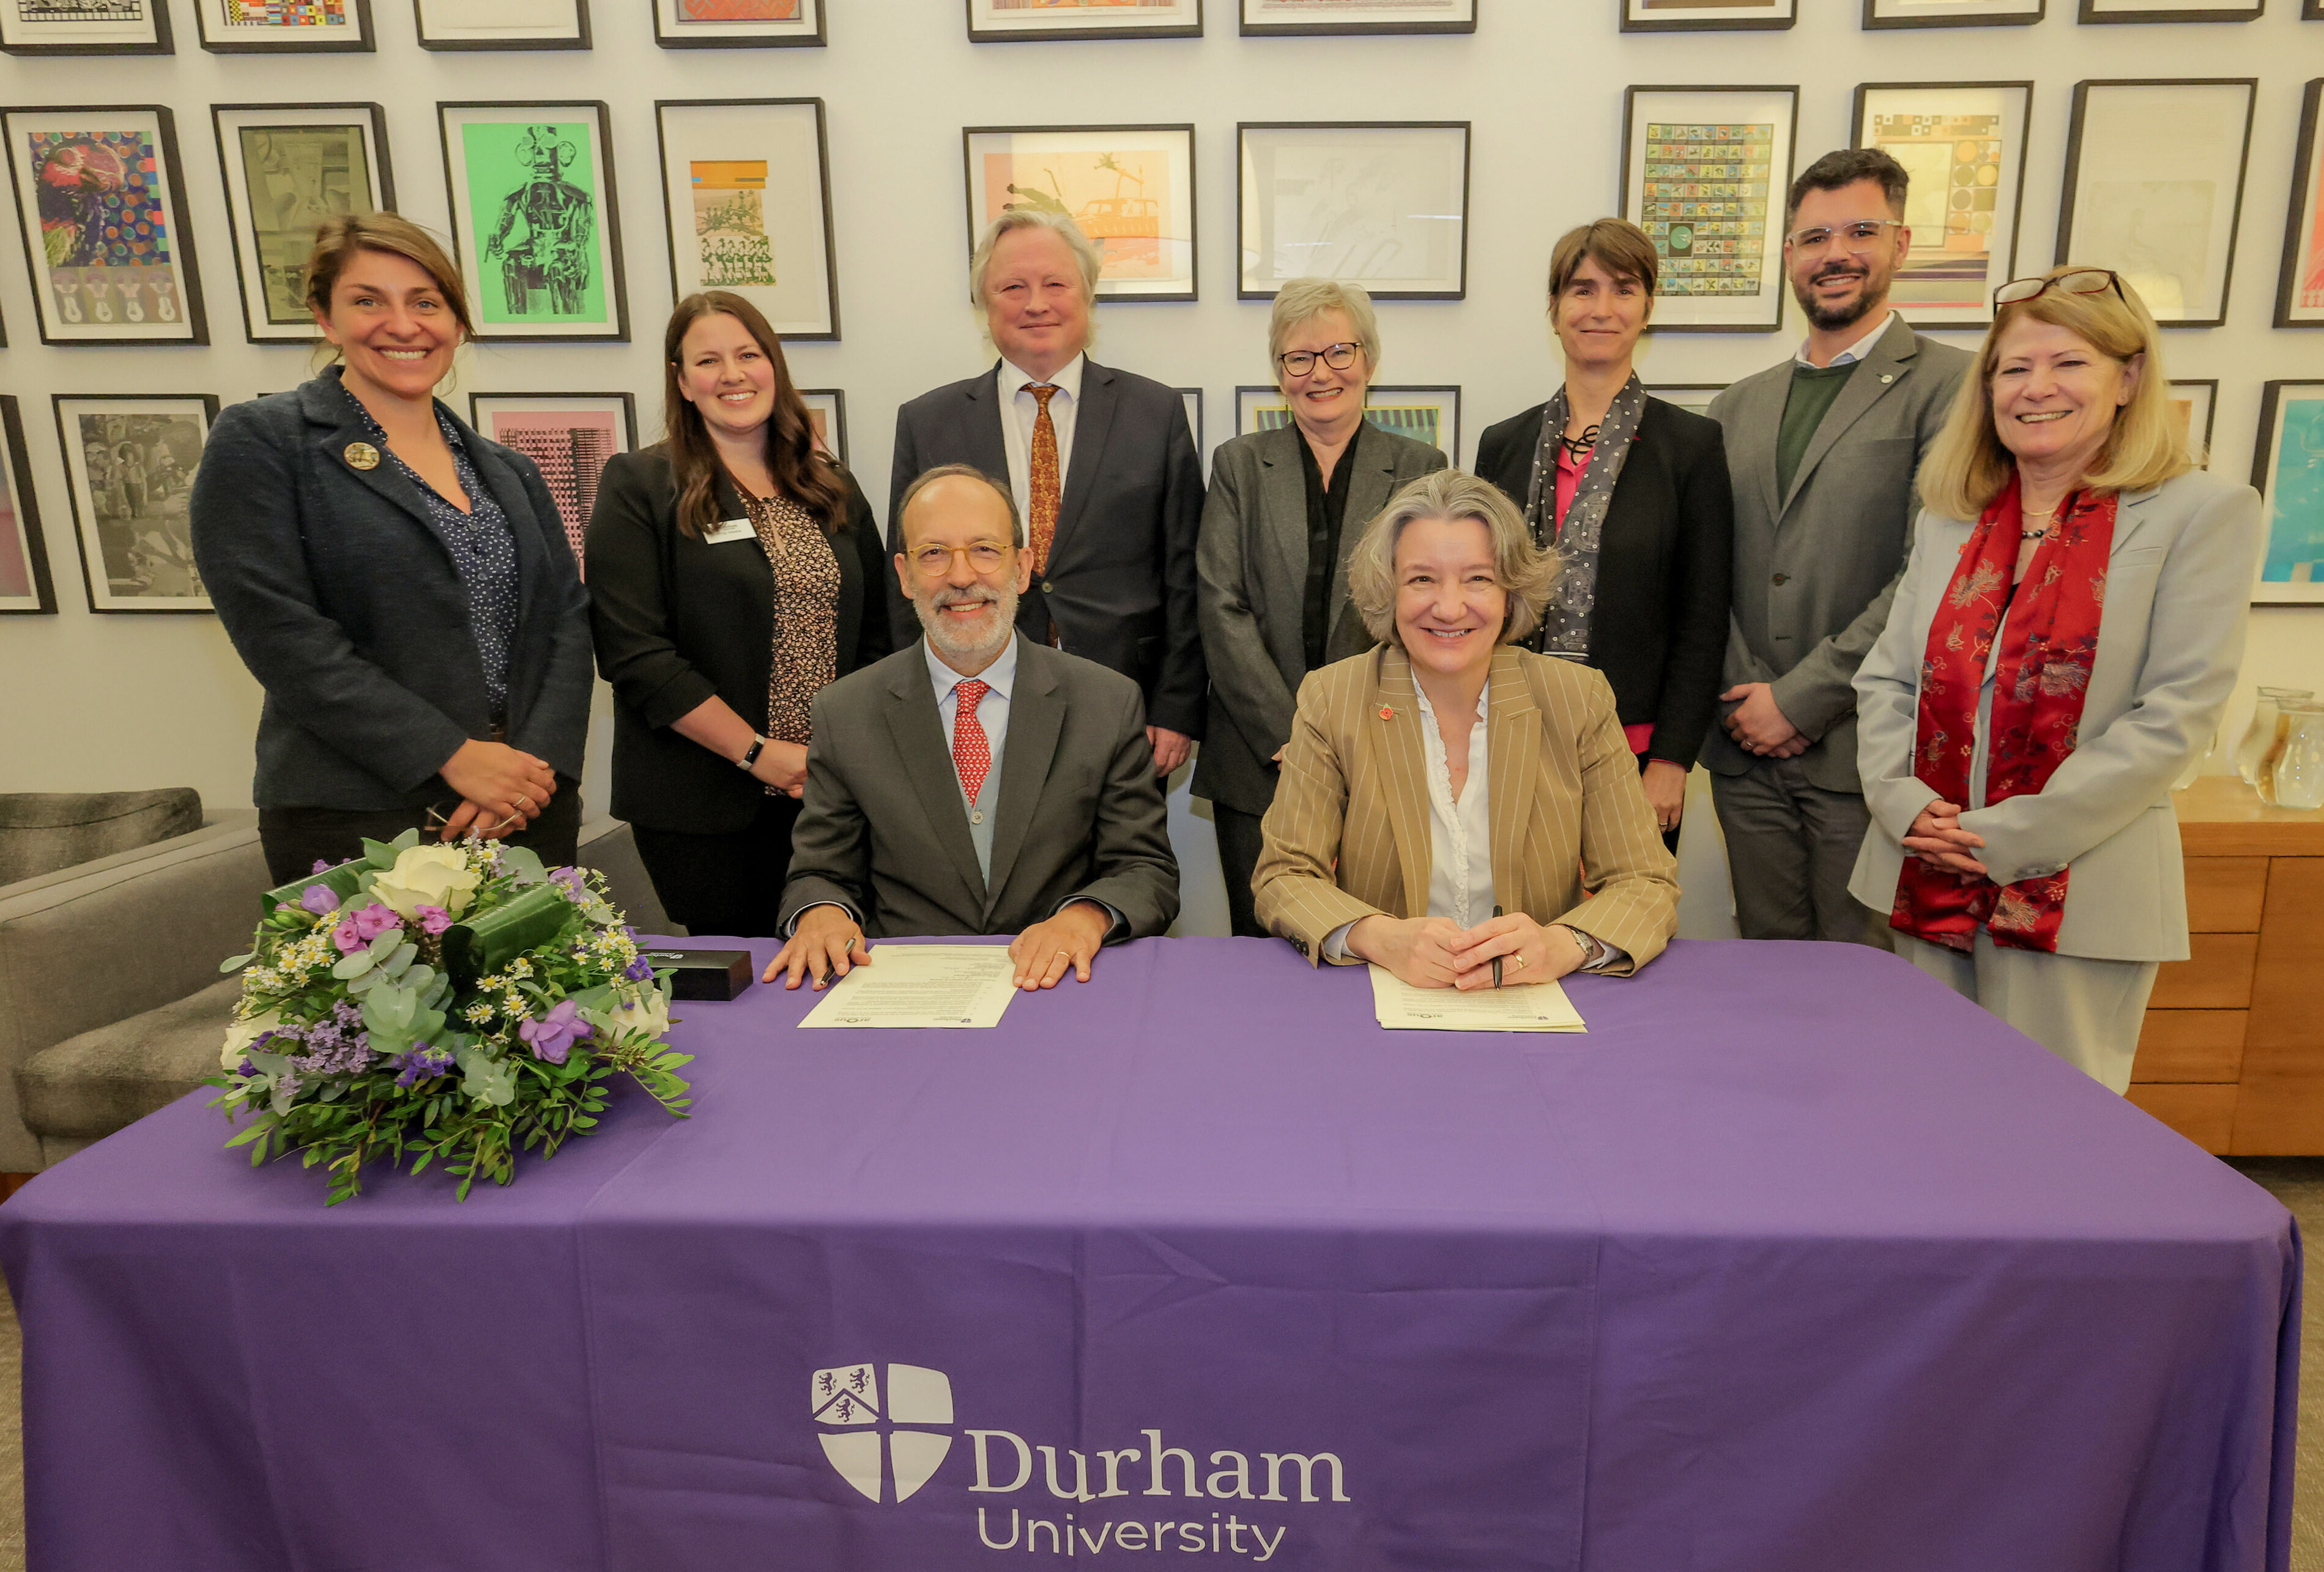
[1252,642,1679,973]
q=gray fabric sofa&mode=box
[3,816,677,1171]
[0,788,206,886]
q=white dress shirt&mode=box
[1794,310,1895,369]
[996,352,1085,520]
[927,630,1018,814]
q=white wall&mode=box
[2,0,2318,937]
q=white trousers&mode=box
[1896,929,2160,1094]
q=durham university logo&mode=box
[813,1362,956,1503]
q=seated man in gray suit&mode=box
[768,464,1179,993]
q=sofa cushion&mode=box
[17,974,242,1141]
[0,790,204,886]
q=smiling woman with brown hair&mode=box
[584,290,891,937]
[190,212,593,886]
[1851,266,2265,1092]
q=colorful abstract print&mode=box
[29,128,184,329]
[223,0,347,23]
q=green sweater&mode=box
[1775,359,1864,499]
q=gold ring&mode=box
[1513,953,1526,970]
[1057,949,1072,958]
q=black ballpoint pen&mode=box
[1491,905,1504,989]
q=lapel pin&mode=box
[343,441,382,470]
[1378,706,1395,721]
[1879,374,1895,385]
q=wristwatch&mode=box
[736,736,767,771]
[1556,924,1606,971]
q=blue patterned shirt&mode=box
[346,387,520,723]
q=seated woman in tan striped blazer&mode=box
[1252,470,1680,989]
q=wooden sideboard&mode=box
[2126,776,2324,1153]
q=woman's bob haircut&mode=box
[1345,469,1560,648]
[1917,265,2192,521]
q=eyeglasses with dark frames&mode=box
[1992,268,2127,308]
[1277,342,1362,377]
[1783,219,1905,253]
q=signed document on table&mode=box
[798,945,1020,1029]
[1368,964,1587,1033]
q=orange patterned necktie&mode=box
[1026,384,1060,576]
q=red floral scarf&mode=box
[1890,476,2115,953]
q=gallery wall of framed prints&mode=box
[2,0,2321,815]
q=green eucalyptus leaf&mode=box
[499,846,548,886]
[218,952,255,974]
[360,837,401,869]
[331,947,377,981]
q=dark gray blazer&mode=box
[190,371,593,810]
[1192,421,1446,817]
[1702,316,1972,792]
[778,639,1179,940]
[887,357,1206,738]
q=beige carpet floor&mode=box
[0,1162,2317,1570]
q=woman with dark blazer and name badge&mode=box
[586,291,892,938]
[1195,279,1446,937]
[1851,267,2263,1094]
[191,214,592,887]
[1474,218,1734,847]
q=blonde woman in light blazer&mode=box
[1851,267,2263,1093]
[1253,470,1679,990]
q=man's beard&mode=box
[915,581,1020,667]
[1792,258,1887,333]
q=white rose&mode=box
[604,987,672,1040]
[371,844,483,921]
[220,1010,284,1070]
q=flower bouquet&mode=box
[208,831,692,1204]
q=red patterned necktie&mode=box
[1027,384,1060,577]
[950,679,993,804]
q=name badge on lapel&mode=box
[702,518,756,545]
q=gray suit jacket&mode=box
[1192,421,1447,815]
[777,639,1179,940]
[1703,316,1972,792]
[1849,470,2263,962]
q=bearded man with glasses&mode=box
[770,464,1179,993]
[1700,147,1973,948]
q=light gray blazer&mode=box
[1703,317,1972,792]
[1849,470,2264,962]
[1193,421,1446,815]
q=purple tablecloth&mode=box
[0,938,2296,1571]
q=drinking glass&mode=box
[2236,687,2315,803]
[2273,702,2324,812]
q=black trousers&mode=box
[258,776,582,888]
[630,793,803,939]
[1212,803,1270,940]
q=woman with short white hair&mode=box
[1195,278,1447,936]
[1252,469,1679,987]
[1851,266,2264,1091]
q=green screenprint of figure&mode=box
[481,125,596,319]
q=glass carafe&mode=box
[2273,702,2324,812]
[2237,687,2315,803]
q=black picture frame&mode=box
[1619,85,1799,333]
[437,100,630,344]
[1237,120,1471,301]
[1240,0,1473,34]
[3,105,210,347]
[798,389,848,466]
[1176,388,1203,456]
[2276,78,2324,328]
[195,0,375,52]
[0,396,59,615]
[0,0,174,54]
[1622,0,1792,33]
[652,0,825,48]
[2055,78,2257,330]
[1862,0,2042,27]
[2249,379,2324,603]
[2168,378,2219,466]
[657,98,841,341]
[1643,382,1729,417]
[52,392,221,615]
[968,0,1201,42]
[1851,81,2034,332]
[414,0,592,49]
[212,103,396,345]
[1235,384,1461,461]
[466,391,636,564]
[2077,0,2260,20]
[963,124,1198,305]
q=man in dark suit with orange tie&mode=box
[886,209,1206,775]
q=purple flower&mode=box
[624,956,655,982]
[413,904,453,936]
[387,1045,455,1088]
[352,903,402,943]
[290,1021,373,1077]
[331,917,364,954]
[310,859,331,875]
[549,867,588,897]
[236,1058,261,1078]
[516,999,592,1066]
[300,884,341,916]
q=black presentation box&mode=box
[636,947,753,1001]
